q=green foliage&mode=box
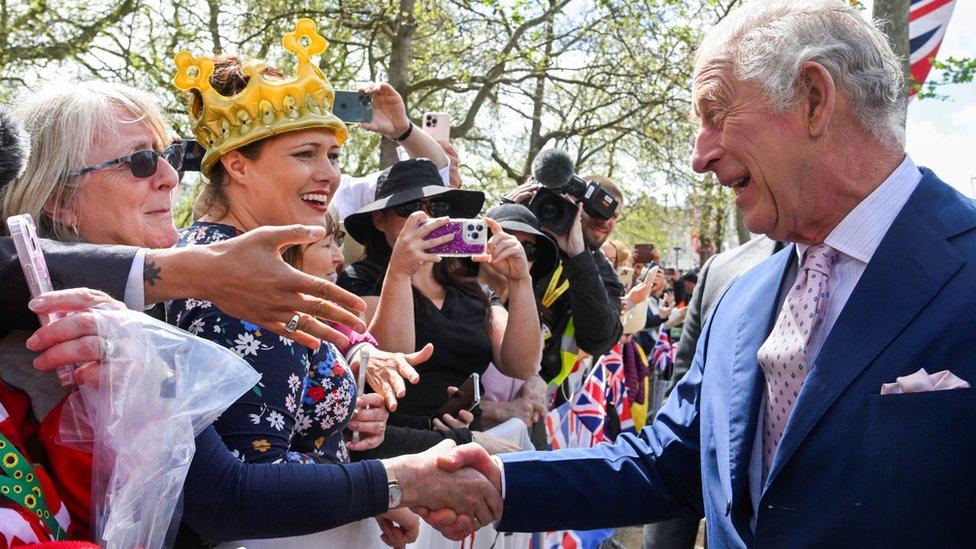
[914,56,976,100]
[1,0,742,256]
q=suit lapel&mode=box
[727,246,794,504]
[766,172,972,485]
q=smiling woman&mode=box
[0,81,179,248]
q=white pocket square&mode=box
[880,368,971,395]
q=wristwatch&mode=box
[386,467,403,509]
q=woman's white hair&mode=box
[0,81,170,241]
[697,0,906,147]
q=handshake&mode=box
[381,440,506,541]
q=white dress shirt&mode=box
[748,154,922,529]
[331,154,451,221]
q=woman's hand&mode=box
[346,393,390,451]
[376,508,420,548]
[658,291,675,320]
[25,288,127,387]
[388,212,452,278]
[355,343,434,411]
[432,386,475,431]
[358,82,410,139]
[440,141,463,188]
[648,266,666,297]
[626,278,653,307]
[474,218,530,282]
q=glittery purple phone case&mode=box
[423,219,487,256]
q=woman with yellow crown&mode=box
[167,18,461,546]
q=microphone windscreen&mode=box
[531,148,575,189]
[0,109,30,191]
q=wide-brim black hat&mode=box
[486,203,559,281]
[345,158,485,245]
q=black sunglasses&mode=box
[73,143,184,179]
[521,240,539,262]
[392,197,451,218]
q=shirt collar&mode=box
[797,154,922,265]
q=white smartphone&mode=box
[421,112,451,143]
[6,214,76,387]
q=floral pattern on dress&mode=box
[291,342,356,463]
[167,222,357,465]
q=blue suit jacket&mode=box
[499,170,976,547]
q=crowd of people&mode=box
[1,0,974,547]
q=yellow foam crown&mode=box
[172,18,348,176]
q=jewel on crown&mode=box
[172,18,348,176]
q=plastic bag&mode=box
[59,307,260,549]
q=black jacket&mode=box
[537,248,623,382]
[1,237,136,335]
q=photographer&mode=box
[505,175,625,392]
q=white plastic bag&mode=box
[59,307,260,549]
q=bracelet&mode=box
[394,123,414,142]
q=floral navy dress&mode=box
[167,222,356,464]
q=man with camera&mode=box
[505,157,625,396]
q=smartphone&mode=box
[421,112,451,143]
[423,218,487,257]
[639,264,661,285]
[431,373,481,423]
[632,243,655,265]
[333,90,374,123]
[617,266,635,288]
[6,214,75,387]
[179,139,205,174]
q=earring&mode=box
[69,224,80,238]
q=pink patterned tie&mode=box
[757,243,837,479]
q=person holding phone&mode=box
[330,82,453,221]
[340,159,542,431]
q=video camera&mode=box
[525,148,619,235]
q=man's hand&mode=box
[149,225,367,350]
[554,203,585,257]
[384,440,502,538]
[352,343,432,411]
[375,508,420,548]
[26,288,127,387]
[504,181,539,204]
[417,443,504,540]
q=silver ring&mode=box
[284,313,301,333]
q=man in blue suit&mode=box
[417,0,976,546]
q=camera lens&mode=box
[539,199,560,223]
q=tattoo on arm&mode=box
[144,259,162,287]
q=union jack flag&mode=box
[908,0,956,95]
[650,330,674,374]
[541,347,634,549]
[545,345,635,448]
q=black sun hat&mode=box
[486,203,559,281]
[344,158,485,245]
